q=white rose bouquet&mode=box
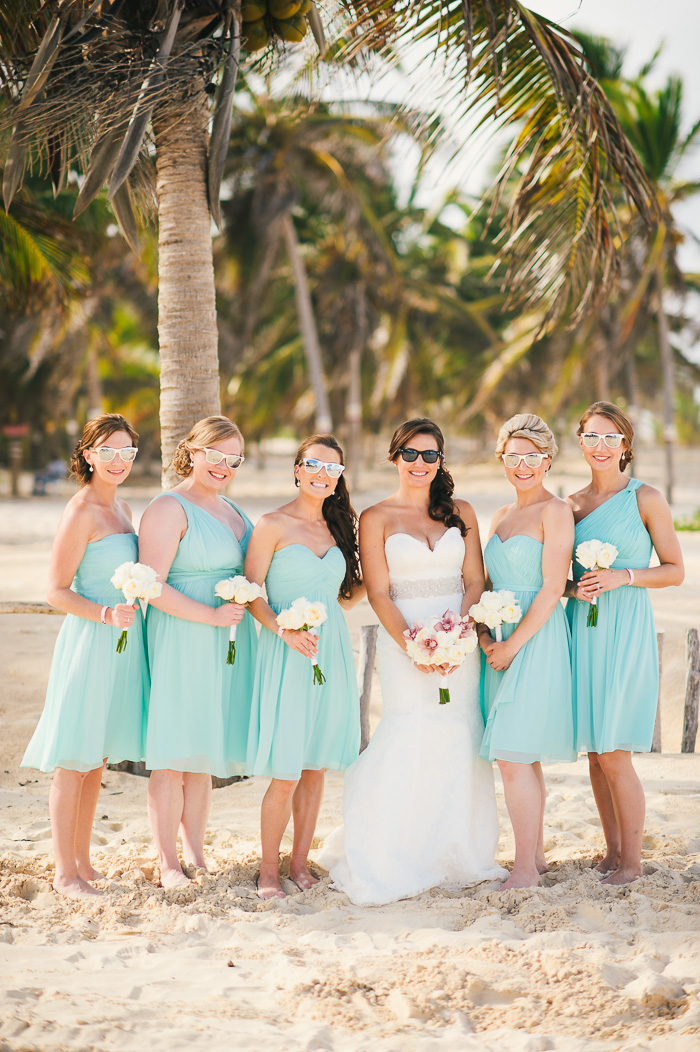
[110,561,162,653]
[403,609,478,704]
[469,589,522,642]
[214,575,264,664]
[276,597,328,685]
[575,539,619,627]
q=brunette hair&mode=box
[70,413,138,486]
[294,434,361,601]
[577,401,634,472]
[494,413,558,459]
[172,416,245,477]
[388,418,468,536]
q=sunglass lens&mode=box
[96,448,115,461]
[326,465,343,478]
[120,448,137,462]
[205,448,223,464]
[604,435,622,448]
[421,451,439,464]
[304,459,322,472]
[400,449,419,462]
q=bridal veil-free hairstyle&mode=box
[172,416,244,477]
[294,434,362,601]
[388,418,467,536]
[494,413,558,459]
[577,401,634,472]
[70,413,139,485]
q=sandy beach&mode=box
[1,450,699,1051]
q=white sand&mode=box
[1,457,699,1050]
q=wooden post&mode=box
[358,624,377,753]
[681,628,700,753]
[651,629,663,752]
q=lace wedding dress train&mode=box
[318,528,506,905]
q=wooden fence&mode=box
[3,603,699,755]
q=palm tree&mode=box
[1,1,658,479]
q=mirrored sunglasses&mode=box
[580,432,624,449]
[502,452,548,469]
[301,457,345,478]
[92,446,138,463]
[398,447,442,464]
[202,447,245,469]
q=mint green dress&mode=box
[143,493,256,777]
[246,545,360,780]
[22,533,148,773]
[567,478,657,754]
[480,534,575,764]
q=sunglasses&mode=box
[202,447,245,469]
[398,447,442,465]
[580,432,625,449]
[91,446,138,463]
[301,457,346,479]
[502,452,549,469]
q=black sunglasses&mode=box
[398,447,442,465]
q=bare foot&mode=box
[535,857,549,875]
[595,852,620,875]
[499,869,541,891]
[53,874,102,899]
[183,859,209,874]
[77,864,105,882]
[289,864,319,891]
[256,873,286,900]
[601,866,641,886]
[160,866,191,890]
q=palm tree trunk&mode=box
[154,91,221,485]
[281,211,332,434]
[654,262,675,504]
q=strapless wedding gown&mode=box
[318,527,506,905]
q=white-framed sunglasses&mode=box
[580,432,625,449]
[502,452,549,469]
[301,457,346,479]
[202,446,245,469]
[91,445,138,463]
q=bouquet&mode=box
[575,539,619,627]
[276,597,328,685]
[110,562,161,653]
[403,609,478,704]
[469,589,522,642]
[214,575,264,664]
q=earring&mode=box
[89,464,93,473]
[545,468,550,476]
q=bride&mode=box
[319,418,505,904]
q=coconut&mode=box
[268,0,302,20]
[241,0,267,21]
[242,18,271,50]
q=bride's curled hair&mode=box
[388,418,467,536]
[294,435,361,601]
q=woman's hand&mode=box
[210,602,246,628]
[578,568,629,601]
[280,628,318,658]
[109,602,137,629]
[482,639,516,672]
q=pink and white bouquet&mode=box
[214,575,264,664]
[276,597,328,685]
[110,561,162,653]
[469,589,522,642]
[403,609,478,704]
[575,539,619,627]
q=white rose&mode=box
[479,590,504,611]
[111,561,135,590]
[215,578,237,601]
[576,540,601,570]
[482,609,503,630]
[122,578,139,600]
[596,543,619,569]
[303,602,328,628]
[496,589,516,605]
[276,607,306,631]
[500,602,522,624]
[468,602,485,623]
[146,581,162,601]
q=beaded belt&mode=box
[389,576,464,601]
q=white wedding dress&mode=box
[318,527,506,905]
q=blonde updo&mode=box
[171,415,244,477]
[70,413,138,486]
[577,401,634,472]
[494,413,558,459]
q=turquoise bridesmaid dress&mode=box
[22,533,148,773]
[480,534,575,764]
[144,493,257,777]
[567,478,657,754]
[246,545,360,780]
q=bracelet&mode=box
[626,568,635,586]
[277,627,285,638]
[100,605,109,624]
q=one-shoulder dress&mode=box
[246,545,360,780]
[319,527,506,905]
[22,533,148,773]
[567,478,657,754]
[480,534,575,764]
[144,493,257,777]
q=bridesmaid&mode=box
[245,435,364,900]
[22,413,148,898]
[566,401,684,885]
[138,416,257,889]
[478,414,576,890]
